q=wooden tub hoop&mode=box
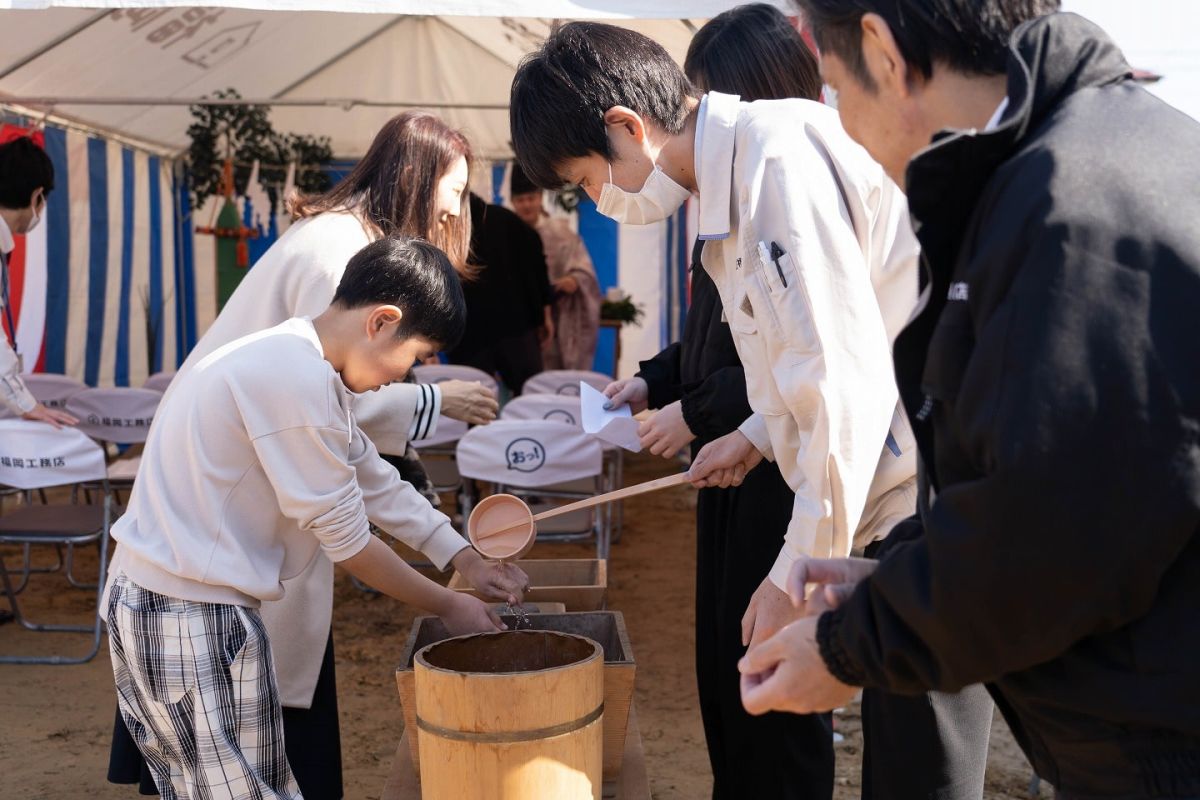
[416,703,605,744]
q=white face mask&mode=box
[596,161,691,225]
[26,193,44,234]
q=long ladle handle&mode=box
[531,471,693,523]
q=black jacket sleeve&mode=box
[819,221,1200,693]
[636,345,683,410]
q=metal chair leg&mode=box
[0,507,111,665]
[64,544,99,589]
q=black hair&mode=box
[0,137,55,210]
[686,4,823,102]
[793,0,1061,87]
[332,237,467,350]
[510,21,696,190]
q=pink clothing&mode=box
[537,216,601,371]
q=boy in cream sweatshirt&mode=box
[105,237,510,799]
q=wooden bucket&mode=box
[414,630,604,800]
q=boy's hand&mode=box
[452,547,529,605]
[440,591,506,636]
[638,401,695,458]
[602,377,649,413]
[688,430,764,488]
[439,380,499,426]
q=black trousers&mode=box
[109,631,344,799]
[860,526,994,800]
[695,460,835,800]
[451,328,544,396]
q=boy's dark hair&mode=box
[0,137,55,210]
[332,237,467,350]
[793,0,1060,87]
[510,22,695,190]
[686,4,823,102]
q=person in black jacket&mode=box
[742,3,1200,797]
[602,8,834,797]
[449,193,553,395]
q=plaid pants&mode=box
[106,573,302,799]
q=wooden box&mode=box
[397,611,635,783]
[449,558,607,611]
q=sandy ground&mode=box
[0,453,1051,799]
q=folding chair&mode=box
[67,386,160,504]
[521,369,613,397]
[410,363,500,505]
[142,370,176,394]
[502,394,626,543]
[456,420,609,558]
[0,419,115,664]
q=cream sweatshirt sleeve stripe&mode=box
[407,383,443,442]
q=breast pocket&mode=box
[746,241,819,355]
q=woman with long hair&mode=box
[602,6,836,798]
[108,111,525,800]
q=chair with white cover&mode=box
[67,387,160,499]
[501,393,625,542]
[142,370,176,394]
[0,419,115,664]
[456,420,609,558]
[521,369,613,398]
[410,364,500,503]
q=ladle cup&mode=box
[467,471,694,560]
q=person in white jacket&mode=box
[105,236,506,800]
[511,22,995,800]
[107,113,521,800]
[0,136,76,427]
[511,19,917,677]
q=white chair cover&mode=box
[143,371,176,393]
[412,364,500,395]
[521,369,612,397]
[22,373,87,409]
[456,420,602,490]
[67,387,161,444]
[0,419,107,490]
[501,394,583,428]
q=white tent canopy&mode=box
[0,3,787,157]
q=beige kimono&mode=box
[536,216,602,371]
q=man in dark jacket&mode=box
[449,193,554,394]
[741,4,1200,798]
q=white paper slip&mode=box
[579,381,643,452]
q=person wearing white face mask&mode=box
[512,20,919,659]
[0,136,77,428]
[512,25,1002,800]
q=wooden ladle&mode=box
[467,471,694,560]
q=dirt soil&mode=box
[0,453,1051,799]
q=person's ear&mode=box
[603,106,648,148]
[366,305,404,339]
[860,13,915,98]
[29,187,44,212]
